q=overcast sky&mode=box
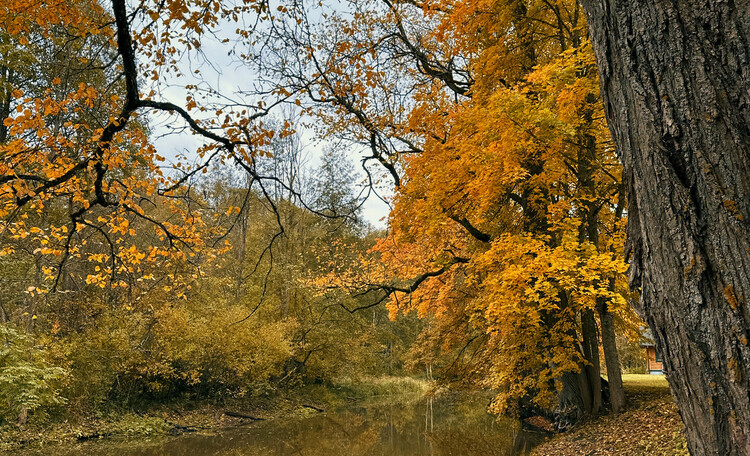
[138,9,393,230]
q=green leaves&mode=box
[0,325,67,424]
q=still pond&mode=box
[18,394,544,455]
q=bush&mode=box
[150,302,297,395]
[0,325,67,424]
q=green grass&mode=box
[298,375,430,409]
[334,375,430,397]
[621,373,669,389]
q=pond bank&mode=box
[9,375,682,455]
[0,376,428,453]
[531,374,688,456]
[6,379,545,456]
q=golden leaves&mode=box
[326,0,640,412]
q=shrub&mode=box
[0,324,67,424]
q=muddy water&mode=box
[20,395,544,455]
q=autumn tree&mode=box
[582,1,750,454]
[0,0,319,304]
[0,0,312,423]
[291,0,641,424]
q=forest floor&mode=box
[531,374,689,456]
[0,376,428,452]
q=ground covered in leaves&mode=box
[531,374,688,456]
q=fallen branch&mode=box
[223,411,265,420]
[301,404,324,413]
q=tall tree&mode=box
[298,0,639,423]
[582,1,750,455]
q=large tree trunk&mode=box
[583,1,750,454]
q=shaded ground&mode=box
[531,374,688,456]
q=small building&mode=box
[639,341,664,374]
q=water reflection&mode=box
[22,395,543,456]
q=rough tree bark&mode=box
[583,1,750,454]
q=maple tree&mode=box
[298,0,642,424]
[303,0,750,451]
[0,0,385,423]
[0,14,416,414]
[0,0,308,301]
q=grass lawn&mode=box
[531,374,689,456]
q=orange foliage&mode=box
[308,0,641,412]
[0,0,279,292]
